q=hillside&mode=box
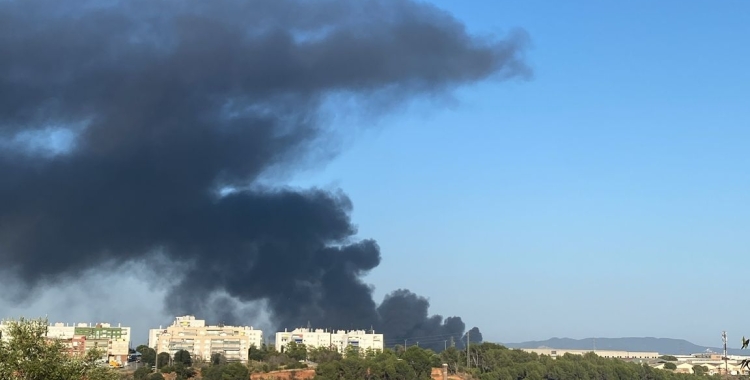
[502,337,748,356]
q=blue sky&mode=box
[2,0,748,349]
[289,0,750,347]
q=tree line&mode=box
[0,318,727,380]
[436,343,717,380]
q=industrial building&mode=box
[521,348,660,360]
[275,327,384,354]
[648,353,750,376]
[0,319,131,364]
[149,315,263,363]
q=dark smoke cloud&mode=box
[379,289,466,351]
[0,0,529,346]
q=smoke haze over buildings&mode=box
[0,0,529,348]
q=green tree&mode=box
[134,366,153,380]
[222,362,250,380]
[439,346,461,374]
[0,317,119,380]
[660,355,678,361]
[172,362,196,380]
[285,341,308,361]
[340,355,368,379]
[692,365,708,376]
[312,342,717,380]
[137,345,157,367]
[211,352,227,365]
[82,346,107,365]
[401,346,434,380]
[173,349,192,366]
[247,344,269,362]
[202,361,249,380]
[157,352,170,368]
[664,362,677,370]
[308,346,342,364]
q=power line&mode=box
[388,336,463,346]
[384,332,464,345]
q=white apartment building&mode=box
[0,319,131,364]
[149,315,263,363]
[275,327,384,354]
[0,321,10,343]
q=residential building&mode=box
[0,321,9,343]
[275,327,383,354]
[275,327,333,350]
[0,320,131,364]
[149,315,263,363]
[50,322,131,363]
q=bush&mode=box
[201,362,249,380]
[285,361,308,370]
[173,362,196,379]
[134,367,153,380]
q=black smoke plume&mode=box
[0,0,529,349]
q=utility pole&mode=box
[722,331,728,375]
[152,334,158,374]
[466,330,470,369]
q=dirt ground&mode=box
[250,369,317,380]
[430,367,468,380]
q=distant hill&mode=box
[501,337,748,356]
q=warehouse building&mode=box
[521,348,659,359]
